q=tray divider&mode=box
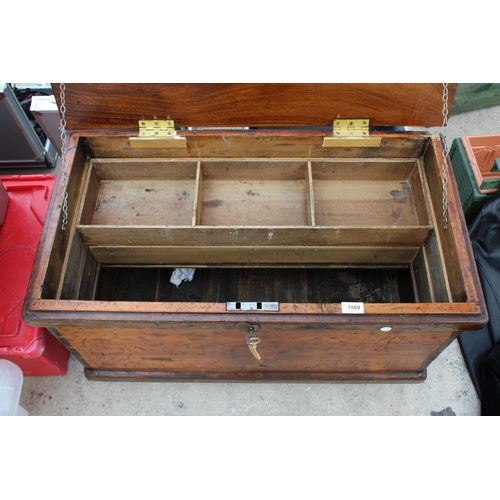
[76,159,99,225]
[192,160,203,226]
[421,247,436,302]
[306,161,316,226]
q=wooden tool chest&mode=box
[23,84,488,382]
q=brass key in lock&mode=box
[245,329,262,360]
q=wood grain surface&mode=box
[54,321,455,375]
[53,83,457,129]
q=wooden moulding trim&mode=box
[29,299,483,316]
[83,368,428,383]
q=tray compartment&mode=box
[63,244,441,304]
[79,159,198,226]
[311,159,430,226]
[94,266,417,304]
[198,160,310,226]
[75,156,433,253]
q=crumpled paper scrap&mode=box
[170,268,195,287]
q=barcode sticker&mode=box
[341,302,365,314]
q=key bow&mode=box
[245,329,262,360]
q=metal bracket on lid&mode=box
[129,119,187,149]
[323,119,381,148]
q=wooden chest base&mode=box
[84,369,428,383]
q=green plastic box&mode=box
[450,138,497,224]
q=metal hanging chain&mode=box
[59,83,69,231]
[441,83,450,230]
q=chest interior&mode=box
[38,131,469,309]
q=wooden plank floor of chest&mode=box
[23,84,488,382]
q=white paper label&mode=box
[341,302,365,314]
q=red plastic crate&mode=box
[0,181,8,226]
[0,175,69,376]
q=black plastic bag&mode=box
[458,196,500,414]
[481,340,500,416]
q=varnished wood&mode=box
[53,83,456,129]
[51,322,453,374]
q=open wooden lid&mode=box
[53,83,456,130]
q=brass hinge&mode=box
[139,119,176,137]
[323,119,381,148]
[333,119,370,137]
[129,119,187,149]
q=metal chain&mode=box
[59,83,69,231]
[441,83,450,230]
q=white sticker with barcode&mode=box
[341,302,365,314]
